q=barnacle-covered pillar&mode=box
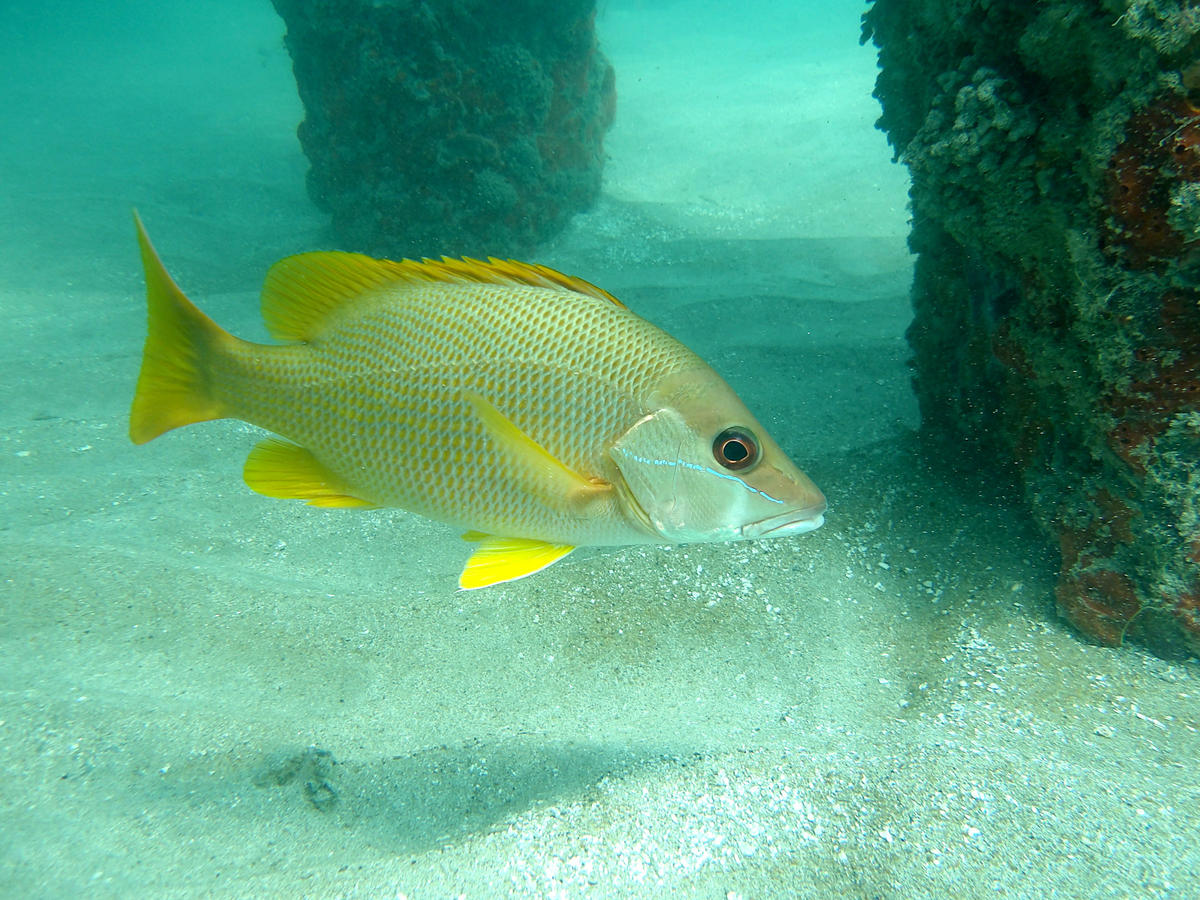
[863,1,1200,655]
[271,0,615,258]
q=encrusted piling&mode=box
[272,0,615,258]
[863,0,1200,655]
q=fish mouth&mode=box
[742,505,827,539]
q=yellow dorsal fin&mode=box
[243,438,377,508]
[260,251,625,342]
[261,252,409,342]
[412,257,626,310]
[458,535,575,589]
[462,390,610,511]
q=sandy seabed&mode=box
[1,2,1197,897]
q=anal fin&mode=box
[244,438,377,508]
[459,534,575,589]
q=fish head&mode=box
[609,369,826,544]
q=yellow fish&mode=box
[129,213,826,589]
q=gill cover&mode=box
[609,408,780,543]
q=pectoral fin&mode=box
[459,534,575,589]
[244,438,377,508]
[462,390,610,511]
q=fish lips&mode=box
[741,505,827,540]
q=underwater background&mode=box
[1,0,1197,896]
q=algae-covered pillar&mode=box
[271,0,615,258]
[863,1,1200,656]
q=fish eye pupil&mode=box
[713,427,759,471]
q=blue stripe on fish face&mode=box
[611,447,787,506]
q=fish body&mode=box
[130,214,826,588]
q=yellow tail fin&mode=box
[129,212,230,444]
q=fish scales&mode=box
[212,283,700,545]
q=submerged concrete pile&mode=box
[271,0,615,258]
[863,0,1200,655]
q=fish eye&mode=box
[712,427,759,471]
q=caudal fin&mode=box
[129,212,230,444]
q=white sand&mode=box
[1,1,1196,897]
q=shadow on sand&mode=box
[141,734,663,856]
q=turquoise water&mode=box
[1,2,1197,897]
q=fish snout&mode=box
[741,502,827,539]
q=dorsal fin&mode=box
[411,257,626,310]
[261,252,625,342]
[261,251,406,342]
